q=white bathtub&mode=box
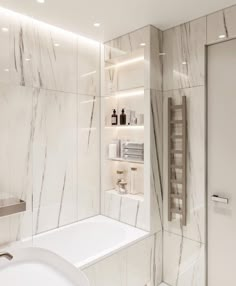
[31,215,149,269]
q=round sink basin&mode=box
[0,247,89,286]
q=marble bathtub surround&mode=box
[83,233,163,286]
[33,89,77,234]
[0,7,101,243]
[33,92,100,234]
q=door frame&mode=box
[206,36,236,286]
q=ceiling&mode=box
[0,0,236,42]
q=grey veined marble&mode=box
[207,5,236,44]
[0,9,100,96]
[163,87,205,244]
[163,17,206,91]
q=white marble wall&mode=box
[163,17,206,91]
[0,83,34,245]
[150,90,163,234]
[0,8,100,245]
[163,231,205,286]
[82,233,162,286]
[207,5,236,44]
[162,14,207,286]
[162,4,236,286]
[103,190,146,228]
[101,26,163,240]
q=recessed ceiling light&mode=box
[159,52,166,56]
[25,58,31,62]
[4,68,9,72]
[218,34,226,39]
[140,43,146,47]
[54,43,60,47]
[182,61,187,65]
[93,23,100,27]
[1,27,8,32]
[37,0,45,3]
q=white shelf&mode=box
[107,157,144,164]
[105,125,144,129]
[106,189,144,202]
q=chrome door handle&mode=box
[211,195,229,204]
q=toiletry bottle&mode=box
[111,109,118,125]
[130,167,138,194]
[120,108,126,125]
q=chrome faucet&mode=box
[0,253,13,260]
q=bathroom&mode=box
[0,0,235,285]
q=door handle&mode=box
[211,195,229,204]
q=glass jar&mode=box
[119,180,128,195]
[130,167,138,194]
[115,170,124,192]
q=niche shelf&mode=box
[105,125,144,129]
[106,189,144,202]
[107,157,144,164]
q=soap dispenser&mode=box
[111,109,118,125]
[120,108,126,125]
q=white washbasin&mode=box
[0,247,89,286]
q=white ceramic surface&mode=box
[32,215,148,269]
[0,247,89,286]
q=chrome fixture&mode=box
[211,195,229,204]
[0,197,26,218]
[0,252,13,260]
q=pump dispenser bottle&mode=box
[111,109,118,125]
[120,108,126,125]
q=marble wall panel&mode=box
[163,17,206,91]
[103,190,144,228]
[150,90,163,233]
[163,87,205,243]
[0,7,101,245]
[33,89,77,234]
[0,83,34,245]
[0,8,100,95]
[82,234,162,286]
[207,5,236,44]
[0,10,11,85]
[77,38,100,96]
[162,13,207,286]
[163,231,205,286]
[150,26,163,91]
[104,26,150,61]
[33,24,78,93]
[77,95,100,220]
[104,26,150,94]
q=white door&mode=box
[208,39,236,286]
